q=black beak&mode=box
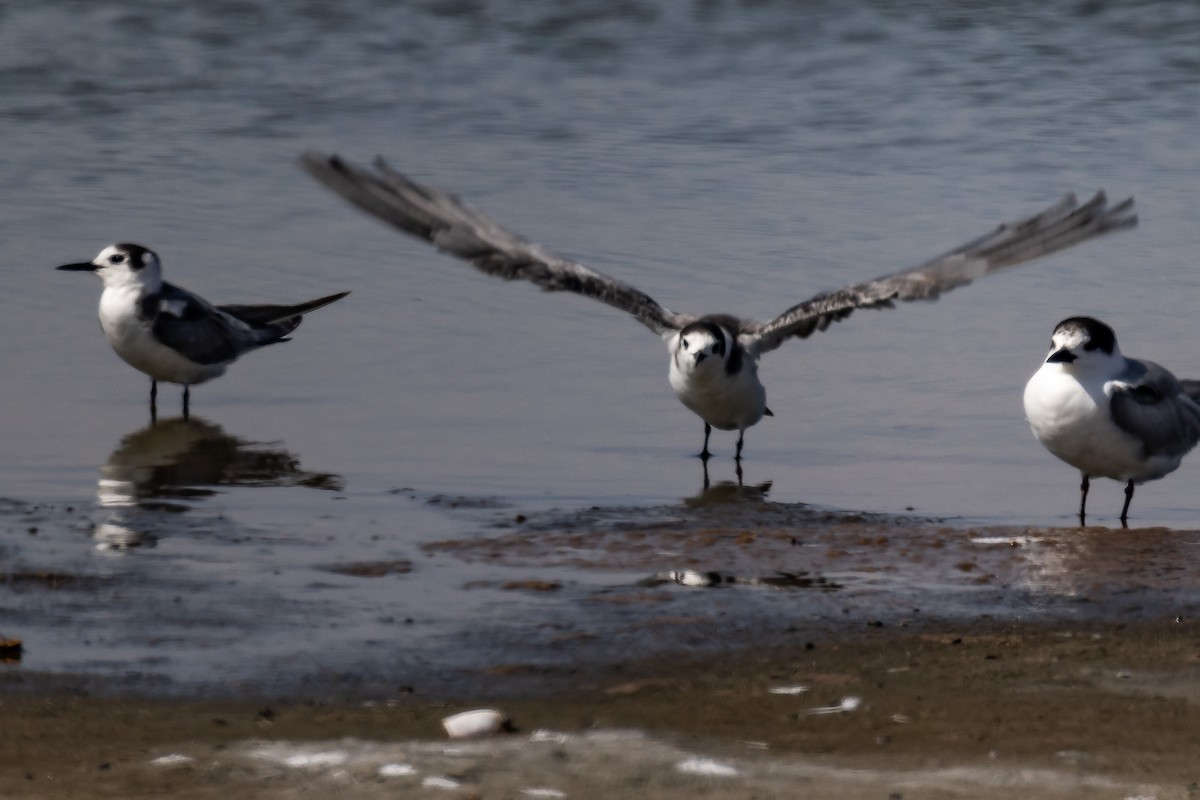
[57,261,98,272]
[694,352,707,364]
[1046,347,1076,364]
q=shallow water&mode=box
[3,1,1200,689]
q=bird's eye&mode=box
[110,254,125,264]
[681,339,689,350]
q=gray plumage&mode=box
[148,282,348,366]
[1109,358,1200,460]
[301,151,1137,462]
[58,242,350,419]
[298,152,1136,355]
[1024,315,1200,525]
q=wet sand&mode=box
[4,490,1200,798]
[3,616,1200,798]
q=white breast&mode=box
[668,355,766,432]
[97,287,228,386]
[1023,365,1167,481]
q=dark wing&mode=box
[745,191,1137,355]
[298,152,690,337]
[149,282,255,365]
[219,291,350,330]
[1109,358,1200,458]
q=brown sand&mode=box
[3,616,1199,798]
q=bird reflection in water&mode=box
[95,416,342,551]
[690,458,773,507]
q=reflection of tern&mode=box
[690,460,772,505]
[100,416,343,507]
[1024,317,1200,526]
[93,521,157,552]
[58,243,349,419]
[301,152,1135,461]
[94,417,340,553]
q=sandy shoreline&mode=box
[6,491,1200,797]
[4,615,1199,799]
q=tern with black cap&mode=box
[59,243,349,420]
[301,151,1135,462]
[1024,316,1200,526]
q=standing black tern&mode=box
[58,243,349,420]
[1024,316,1200,526]
[300,151,1135,460]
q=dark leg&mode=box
[149,380,158,424]
[182,385,190,420]
[735,458,744,486]
[1119,479,1135,528]
[1078,474,1089,527]
[735,431,745,462]
[698,423,712,461]
[701,457,711,490]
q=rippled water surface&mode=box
[3,0,1200,688]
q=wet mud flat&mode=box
[2,617,1200,799]
[3,486,1200,798]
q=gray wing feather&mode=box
[298,153,689,337]
[746,191,1137,354]
[1109,358,1200,458]
[151,283,258,366]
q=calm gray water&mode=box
[2,1,1200,689]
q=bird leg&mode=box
[1078,474,1089,527]
[149,380,158,424]
[182,385,190,421]
[735,431,745,462]
[1119,479,1135,528]
[698,423,712,461]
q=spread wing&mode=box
[298,152,691,337]
[1109,358,1200,459]
[300,152,1136,354]
[745,191,1137,355]
[149,283,256,365]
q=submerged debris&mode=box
[501,580,563,592]
[662,569,730,587]
[0,635,22,663]
[643,570,841,590]
[327,560,413,578]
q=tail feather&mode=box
[220,291,350,328]
[1180,379,1200,405]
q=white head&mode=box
[673,320,732,375]
[57,243,163,294]
[1042,316,1121,372]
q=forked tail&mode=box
[220,290,350,328]
[1180,379,1200,406]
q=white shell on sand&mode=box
[442,708,510,739]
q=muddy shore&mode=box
[4,492,1200,798]
[3,615,1199,799]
